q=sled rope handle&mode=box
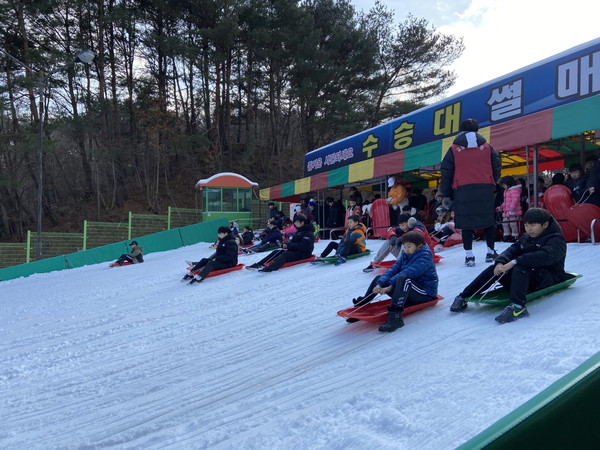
[349,293,384,313]
[576,189,592,205]
[466,273,505,303]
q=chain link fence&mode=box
[84,221,129,250]
[167,207,202,229]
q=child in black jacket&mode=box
[184,226,239,283]
[246,215,315,272]
[450,208,567,323]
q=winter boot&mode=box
[450,295,467,312]
[378,305,404,332]
[495,303,529,323]
[181,273,193,281]
[362,264,375,273]
[346,317,360,323]
[246,263,263,270]
[258,266,274,273]
[485,251,498,263]
[334,256,347,266]
[189,274,205,284]
[465,256,475,267]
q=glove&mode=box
[442,197,453,210]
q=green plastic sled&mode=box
[312,249,371,264]
[466,272,581,306]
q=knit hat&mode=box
[129,241,138,246]
[387,176,396,187]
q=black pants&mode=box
[192,258,233,278]
[462,226,496,251]
[257,249,310,271]
[116,254,134,265]
[366,275,434,309]
[320,241,360,258]
[460,264,564,306]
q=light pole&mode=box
[0,48,95,259]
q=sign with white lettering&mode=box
[303,39,600,176]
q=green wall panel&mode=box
[404,141,442,171]
[552,95,600,139]
[328,166,349,188]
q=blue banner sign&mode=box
[303,38,600,177]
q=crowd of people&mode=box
[111,118,593,334]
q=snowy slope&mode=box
[1,239,599,449]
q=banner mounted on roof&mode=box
[303,38,600,177]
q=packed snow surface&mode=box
[1,239,599,449]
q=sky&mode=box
[351,0,600,97]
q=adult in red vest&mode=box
[440,119,502,267]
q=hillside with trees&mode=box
[0,0,463,242]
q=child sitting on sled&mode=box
[183,226,238,283]
[352,231,439,332]
[240,226,255,246]
[110,241,144,266]
[313,214,367,265]
[243,221,283,254]
[363,213,436,272]
[450,208,567,323]
[246,215,315,272]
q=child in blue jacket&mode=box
[353,231,438,332]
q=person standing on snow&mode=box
[440,118,501,267]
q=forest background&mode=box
[0,0,463,242]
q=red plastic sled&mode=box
[443,238,462,248]
[543,185,579,242]
[189,263,245,277]
[370,198,391,239]
[109,261,133,267]
[371,253,442,269]
[264,255,317,269]
[337,295,443,323]
[567,203,600,239]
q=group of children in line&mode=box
[111,204,568,334]
[197,207,568,332]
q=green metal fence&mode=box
[83,221,129,250]
[0,201,276,270]
[0,243,28,269]
[129,212,168,238]
[0,218,228,282]
[167,207,202,229]
[27,230,84,262]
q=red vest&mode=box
[451,143,495,189]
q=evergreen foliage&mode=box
[0,0,463,241]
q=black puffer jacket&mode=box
[495,217,566,284]
[285,222,315,257]
[214,232,239,266]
